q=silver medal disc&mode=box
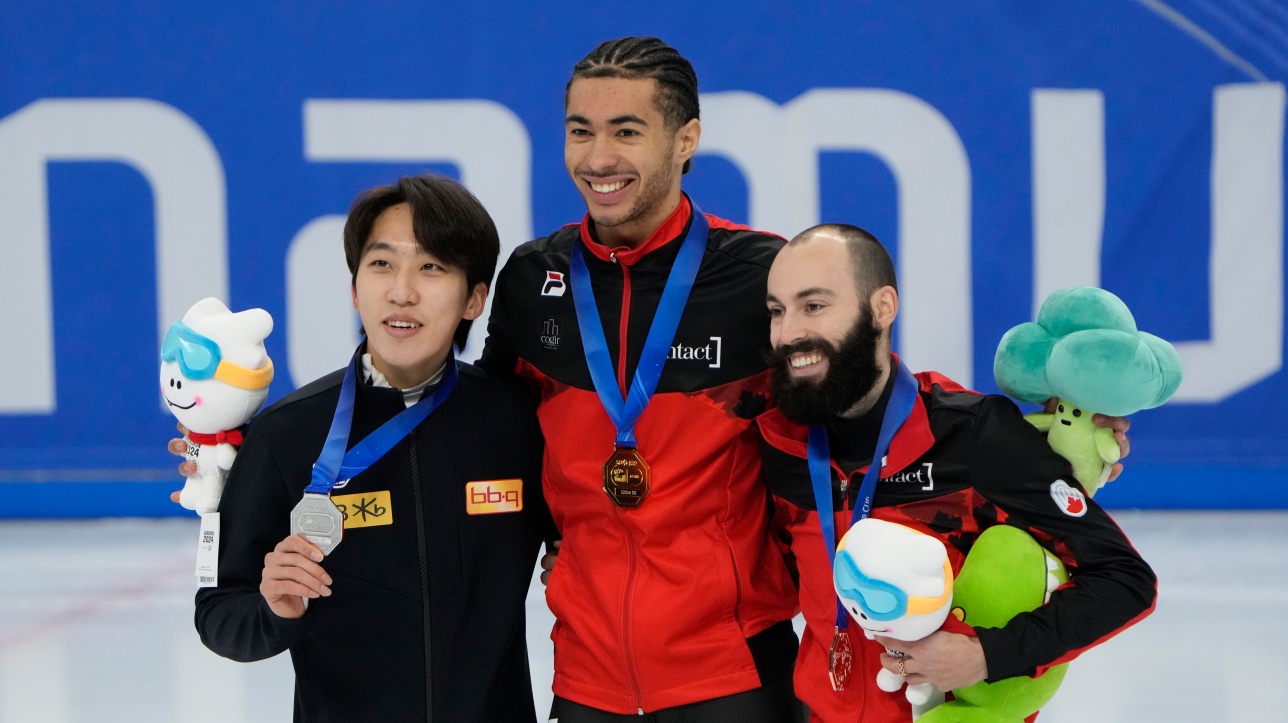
[290,493,344,555]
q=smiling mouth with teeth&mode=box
[385,320,421,329]
[790,352,823,369]
[588,179,630,194]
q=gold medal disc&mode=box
[603,445,650,507]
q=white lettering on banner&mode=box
[297,99,533,373]
[1029,83,1285,402]
[1032,89,1106,316]
[699,89,974,387]
[6,87,1281,408]
[1175,84,1285,401]
[286,215,361,387]
[0,99,229,414]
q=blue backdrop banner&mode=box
[2,1,1286,516]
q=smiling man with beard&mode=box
[757,224,1156,722]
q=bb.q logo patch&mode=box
[1050,479,1088,518]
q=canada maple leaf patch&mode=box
[1050,480,1088,518]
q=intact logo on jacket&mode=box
[668,336,722,368]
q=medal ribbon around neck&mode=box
[569,204,709,450]
[306,348,459,496]
[807,359,920,632]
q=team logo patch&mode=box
[541,271,566,297]
[541,319,561,350]
[1050,480,1088,517]
[331,490,393,529]
[466,479,524,515]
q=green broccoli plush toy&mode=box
[994,287,1183,495]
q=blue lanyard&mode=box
[807,360,920,629]
[569,203,710,448]
[306,351,459,494]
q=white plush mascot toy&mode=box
[833,518,955,712]
[161,297,274,513]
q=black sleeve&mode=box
[476,250,521,381]
[968,396,1157,682]
[193,418,311,662]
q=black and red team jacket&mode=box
[477,196,799,714]
[757,363,1158,723]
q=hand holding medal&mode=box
[260,533,333,619]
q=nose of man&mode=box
[775,308,812,348]
[387,268,419,305]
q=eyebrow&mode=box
[565,114,649,126]
[794,287,835,300]
[364,240,396,254]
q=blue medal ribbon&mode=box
[306,350,459,494]
[807,359,920,630]
[569,202,710,448]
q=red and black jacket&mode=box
[478,196,799,714]
[757,363,1157,723]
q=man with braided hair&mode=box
[478,37,803,721]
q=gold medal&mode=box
[603,445,650,507]
[828,626,853,692]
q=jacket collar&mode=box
[578,194,693,266]
[756,355,939,478]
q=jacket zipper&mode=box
[408,436,434,723]
[613,252,633,395]
[615,505,645,714]
[609,251,645,714]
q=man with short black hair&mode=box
[758,224,1155,722]
[195,174,551,722]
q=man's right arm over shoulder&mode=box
[194,420,313,662]
[476,250,522,381]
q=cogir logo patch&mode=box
[465,479,524,515]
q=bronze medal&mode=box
[603,445,650,507]
[828,626,853,692]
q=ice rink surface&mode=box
[1,511,1284,722]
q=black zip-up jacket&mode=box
[195,355,549,723]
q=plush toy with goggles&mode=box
[993,286,1182,496]
[834,519,1076,721]
[833,518,955,713]
[162,297,274,513]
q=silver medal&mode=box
[290,492,344,555]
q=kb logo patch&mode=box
[466,479,524,515]
[332,490,393,529]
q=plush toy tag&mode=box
[195,512,220,587]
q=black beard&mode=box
[769,312,884,426]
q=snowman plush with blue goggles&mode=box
[161,297,274,513]
[834,518,955,712]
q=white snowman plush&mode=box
[833,518,955,711]
[161,297,274,513]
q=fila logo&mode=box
[668,336,722,368]
[466,479,523,515]
[541,271,566,297]
[881,463,934,491]
[1050,479,1088,517]
[540,319,561,350]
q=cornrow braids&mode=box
[567,36,700,174]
